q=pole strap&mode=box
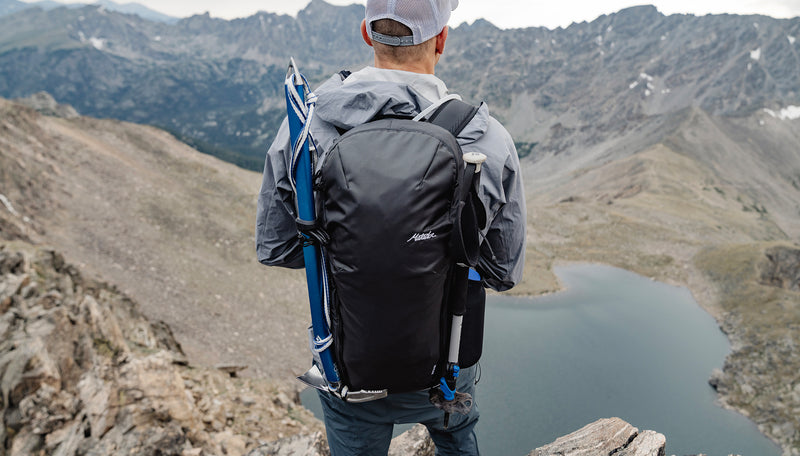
[296,218,331,246]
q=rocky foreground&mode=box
[0,242,322,455]
[248,418,670,456]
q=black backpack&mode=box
[317,99,486,394]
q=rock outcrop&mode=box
[760,246,800,291]
[13,92,79,119]
[529,418,666,456]
[0,243,323,455]
[387,424,436,456]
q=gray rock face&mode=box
[529,417,665,456]
[0,246,193,455]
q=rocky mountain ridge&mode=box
[0,2,797,169]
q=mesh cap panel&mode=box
[366,0,459,45]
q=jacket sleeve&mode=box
[474,118,527,292]
[255,118,305,269]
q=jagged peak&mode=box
[297,0,365,22]
[463,18,500,30]
[606,4,664,27]
[301,0,343,15]
[181,10,211,21]
[615,4,661,16]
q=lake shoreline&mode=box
[505,245,796,455]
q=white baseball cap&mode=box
[366,0,459,46]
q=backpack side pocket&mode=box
[458,279,486,368]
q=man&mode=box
[256,0,526,454]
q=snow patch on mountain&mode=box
[89,37,105,50]
[763,106,800,120]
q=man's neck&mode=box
[373,57,435,75]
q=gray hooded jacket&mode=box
[256,67,526,291]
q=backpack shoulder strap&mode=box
[426,99,480,138]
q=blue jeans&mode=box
[318,365,480,456]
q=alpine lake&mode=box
[301,264,782,456]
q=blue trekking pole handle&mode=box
[286,59,340,387]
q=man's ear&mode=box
[435,26,448,55]
[361,19,374,47]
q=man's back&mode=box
[255,1,525,454]
[258,68,525,291]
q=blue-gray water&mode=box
[302,264,781,456]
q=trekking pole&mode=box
[432,151,486,428]
[285,58,340,390]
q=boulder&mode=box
[388,424,435,456]
[246,432,329,456]
[530,417,665,456]
[617,430,666,456]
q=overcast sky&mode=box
[22,0,800,29]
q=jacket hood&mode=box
[313,74,491,147]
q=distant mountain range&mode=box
[0,0,177,22]
[0,1,797,169]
